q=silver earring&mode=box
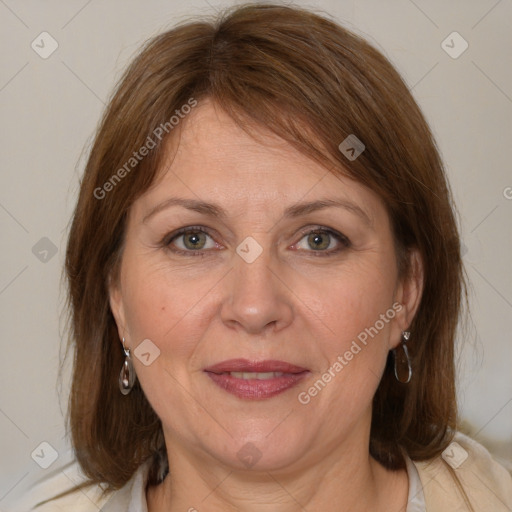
[393,331,412,384]
[119,337,136,395]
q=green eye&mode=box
[295,228,350,255]
[182,231,208,250]
[307,232,331,250]
[165,228,216,253]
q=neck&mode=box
[147,431,408,512]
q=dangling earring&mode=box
[393,331,412,384]
[119,337,136,395]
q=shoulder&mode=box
[414,431,512,511]
[9,461,109,511]
[11,460,148,512]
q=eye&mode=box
[294,228,350,255]
[164,227,218,254]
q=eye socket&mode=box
[294,228,350,255]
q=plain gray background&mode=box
[1,0,511,507]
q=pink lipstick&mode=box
[204,359,309,400]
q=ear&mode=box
[108,273,127,343]
[389,248,424,349]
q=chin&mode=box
[210,427,309,473]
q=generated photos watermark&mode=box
[94,97,198,200]
[298,302,403,404]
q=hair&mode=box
[64,0,468,499]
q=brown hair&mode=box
[65,1,467,493]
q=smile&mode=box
[204,359,309,400]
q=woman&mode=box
[25,3,511,511]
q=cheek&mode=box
[303,258,397,341]
[121,256,218,363]
[298,257,398,401]
[119,264,210,423]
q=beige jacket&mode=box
[416,432,512,511]
[14,432,512,511]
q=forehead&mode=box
[166,100,327,183]
[133,99,385,224]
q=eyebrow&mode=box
[142,197,372,226]
[284,198,372,226]
[143,198,225,224]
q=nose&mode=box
[220,242,294,335]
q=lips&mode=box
[205,359,308,374]
[204,359,309,400]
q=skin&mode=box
[109,99,424,511]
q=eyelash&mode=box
[161,225,351,258]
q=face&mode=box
[110,99,422,473]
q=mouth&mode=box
[204,359,309,400]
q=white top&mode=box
[405,454,427,512]
[15,454,426,511]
